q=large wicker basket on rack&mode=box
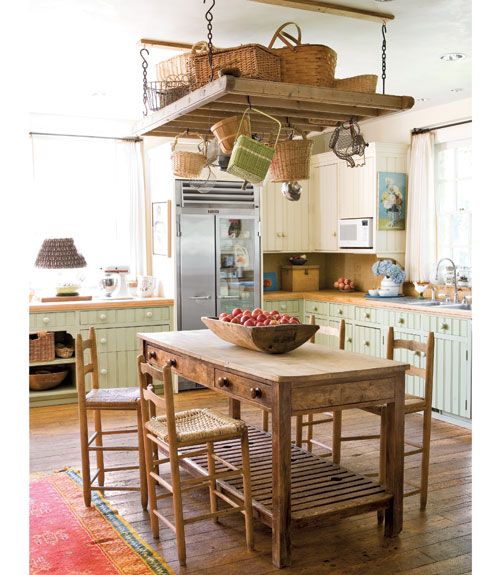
[333,75,378,93]
[156,41,208,82]
[171,132,207,178]
[270,133,313,183]
[190,43,281,89]
[210,115,251,155]
[268,22,337,87]
[29,332,55,362]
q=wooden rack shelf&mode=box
[134,75,415,138]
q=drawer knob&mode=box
[146,311,153,318]
[166,358,177,368]
[364,340,370,347]
[414,351,421,357]
[148,350,157,360]
[250,387,262,399]
[441,323,449,330]
[338,309,343,315]
[99,313,107,320]
[365,312,371,319]
[314,306,318,311]
[42,317,50,324]
[347,337,352,344]
[217,376,230,388]
[100,368,107,375]
[100,338,107,344]
[280,305,286,311]
[399,318,405,324]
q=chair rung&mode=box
[183,505,243,525]
[403,488,421,498]
[88,432,98,446]
[212,454,238,471]
[156,492,173,501]
[150,472,173,493]
[153,510,176,533]
[178,447,208,459]
[89,445,138,452]
[405,439,423,449]
[214,489,242,508]
[341,434,380,441]
[100,428,138,435]
[405,448,424,457]
[303,417,334,427]
[308,438,333,452]
[153,457,170,466]
[90,470,100,484]
[91,485,141,492]
[102,465,140,473]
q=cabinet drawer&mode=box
[80,306,172,327]
[389,311,421,331]
[214,369,271,408]
[305,300,328,316]
[31,312,77,331]
[95,325,169,354]
[144,345,212,387]
[328,302,354,320]
[79,310,117,325]
[354,306,380,324]
[269,300,300,315]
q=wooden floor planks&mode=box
[30,389,471,574]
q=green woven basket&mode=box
[227,108,281,184]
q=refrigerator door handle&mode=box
[189,295,212,300]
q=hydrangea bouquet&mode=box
[372,259,406,284]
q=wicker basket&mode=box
[55,343,74,359]
[171,132,207,178]
[268,22,337,87]
[29,368,68,391]
[227,108,281,184]
[190,43,281,89]
[156,41,208,82]
[270,133,313,182]
[210,115,251,155]
[333,75,378,93]
[29,332,55,362]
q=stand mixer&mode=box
[100,266,131,299]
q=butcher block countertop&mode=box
[264,290,472,319]
[29,296,174,312]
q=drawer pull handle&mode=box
[166,358,177,368]
[99,313,107,320]
[146,311,153,318]
[441,323,449,330]
[250,387,262,399]
[148,351,157,360]
[42,317,50,324]
[100,369,107,375]
[217,376,230,388]
[100,338,107,344]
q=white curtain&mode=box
[405,132,436,281]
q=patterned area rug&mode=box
[30,468,174,574]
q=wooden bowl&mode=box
[201,316,319,354]
[29,369,68,391]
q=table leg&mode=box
[228,398,241,420]
[384,373,405,537]
[271,383,292,568]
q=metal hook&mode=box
[381,22,387,94]
[204,0,216,82]
[140,47,150,117]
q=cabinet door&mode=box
[261,181,285,251]
[433,337,471,418]
[353,324,382,357]
[309,158,339,251]
[281,180,310,252]
[338,155,375,219]
[392,330,424,398]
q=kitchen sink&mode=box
[419,301,471,310]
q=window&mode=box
[435,138,472,278]
[30,135,146,288]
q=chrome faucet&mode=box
[434,258,459,304]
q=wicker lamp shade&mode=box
[34,238,87,269]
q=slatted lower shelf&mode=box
[180,425,392,528]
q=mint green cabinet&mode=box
[263,299,303,320]
[353,324,382,357]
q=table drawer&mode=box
[144,344,212,387]
[214,369,271,408]
[305,300,328,316]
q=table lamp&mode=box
[34,238,87,298]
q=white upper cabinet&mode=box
[309,154,339,251]
[338,149,376,220]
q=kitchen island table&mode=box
[139,329,409,568]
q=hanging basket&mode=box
[210,115,251,155]
[270,132,313,182]
[268,22,337,87]
[333,75,378,93]
[156,41,209,85]
[146,78,191,111]
[227,108,281,184]
[171,132,207,178]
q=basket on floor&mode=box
[190,43,281,89]
[333,75,378,93]
[29,331,55,362]
[29,368,68,391]
[146,78,191,111]
[210,115,251,155]
[171,132,207,178]
[227,108,281,184]
[268,22,337,87]
[270,132,313,182]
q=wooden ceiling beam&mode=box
[248,0,394,23]
[139,39,191,50]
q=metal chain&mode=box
[140,47,149,116]
[204,0,215,81]
[381,21,387,94]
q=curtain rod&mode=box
[29,131,142,142]
[411,119,472,135]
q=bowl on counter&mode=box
[288,256,308,266]
[368,289,379,297]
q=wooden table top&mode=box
[139,329,409,384]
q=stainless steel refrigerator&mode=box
[175,179,261,389]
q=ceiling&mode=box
[29,0,471,126]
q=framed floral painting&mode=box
[378,172,407,230]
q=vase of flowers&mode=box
[372,259,406,296]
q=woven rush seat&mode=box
[146,408,245,444]
[85,387,141,408]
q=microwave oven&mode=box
[338,218,373,249]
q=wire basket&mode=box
[146,79,191,112]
